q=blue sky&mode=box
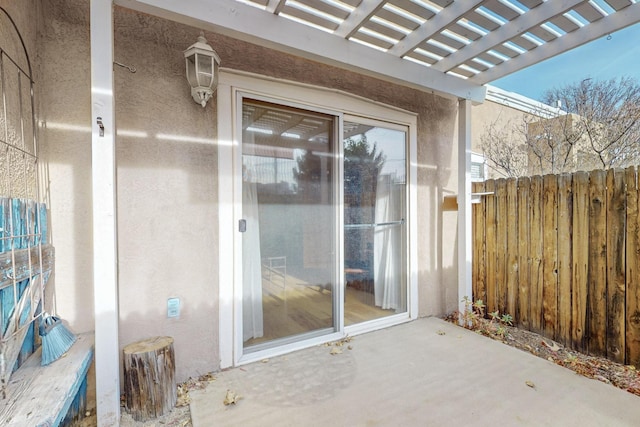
[491,22,640,102]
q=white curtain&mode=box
[242,164,264,341]
[373,173,405,311]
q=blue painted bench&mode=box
[0,333,94,426]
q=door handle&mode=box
[239,219,247,232]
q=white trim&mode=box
[217,82,235,369]
[408,116,418,319]
[458,99,472,316]
[219,69,418,122]
[345,312,412,336]
[336,113,346,334]
[238,331,344,366]
[485,85,562,118]
[217,69,418,366]
[90,0,120,423]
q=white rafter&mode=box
[334,0,387,38]
[433,0,587,73]
[114,0,640,97]
[471,1,640,84]
[389,0,486,57]
[266,0,287,14]
[114,0,487,101]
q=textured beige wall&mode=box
[32,0,461,383]
[0,0,40,199]
[2,3,93,403]
[471,98,530,179]
[114,7,219,381]
[36,1,219,381]
[38,0,94,335]
[0,0,36,72]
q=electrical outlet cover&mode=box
[167,298,180,318]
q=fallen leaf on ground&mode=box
[224,390,242,406]
[176,384,191,407]
[330,347,343,355]
[437,330,446,335]
[542,340,561,352]
[261,359,269,363]
[525,380,536,390]
[199,372,215,381]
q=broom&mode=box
[39,313,77,366]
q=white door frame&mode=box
[217,69,418,368]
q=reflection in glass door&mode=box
[343,121,407,325]
[241,98,336,352]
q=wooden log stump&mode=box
[123,336,176,421]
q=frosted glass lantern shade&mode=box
[184,33,220,107]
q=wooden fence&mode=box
[472,167,640,366]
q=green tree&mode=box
[344,135,386,192]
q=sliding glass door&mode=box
[239,97,408,354]
[343,121,407,325]
[241,98,337,352]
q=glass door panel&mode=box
[343,121,407,325]
[242,98,336,351]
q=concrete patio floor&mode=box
[190,317,640,426]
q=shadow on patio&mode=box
[190,317,640,426]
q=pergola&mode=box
[89,0,640,423]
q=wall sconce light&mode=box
[184,32,220,107]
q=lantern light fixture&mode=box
[184,32,220,108]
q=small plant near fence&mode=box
[454,296,513,339]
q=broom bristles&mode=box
[40,315,77,366]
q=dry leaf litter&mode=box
[446,315,640,397]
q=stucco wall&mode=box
[38,0,94,335]
[114,8,219,382]
[0,0,36,72]
[0,0,39,199]
[33,0,461,383]
[471,97,530,179]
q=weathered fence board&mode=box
[626,167,640,366]
[506,178,518,318]
[495,179,508,315]
[529,175,543,334]
[473,166,640,366]
[485,180,497,314]
[542,174,558,339]
[517,177,530,330]
[606,169,626,363]
[588,170,607,356]
[557,174,572,346]
[472,182,486,304]
[572,172,589,352]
